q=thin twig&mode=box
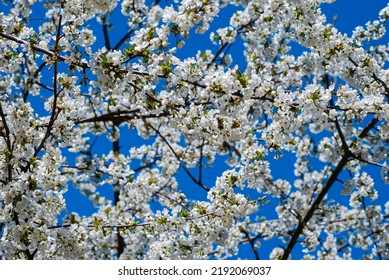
[145,121,210,191]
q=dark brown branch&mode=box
[32,15,63,159]
[145,121,210,191]
[198,139,205,185]
[74,110,170,124]
[323,73,349,154]
[35,82,54,92]
[361,197,382,260]
[240,228,261,260]
[112,133,125,257]
[348,56,389,101]
[113,28,135,50]
[0,102,12,182]
[102,15,111,51]
[112,0,161,50]
[24,62,48,101]
[133,157,160,173]
[372,73,389,100]
[281,117,378,259]
[47,222,150,230]
[0,32,89,69]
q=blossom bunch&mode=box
[0,0,388,259]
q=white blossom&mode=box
[0,0,387,260]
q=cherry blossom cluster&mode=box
[0,0,388,259]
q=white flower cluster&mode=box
[0,0,388,260]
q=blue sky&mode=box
[1,0,388,259]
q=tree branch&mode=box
[102,15,111,51]
[145,121,210,191]
[112,132,125,257]
[0,32,89,69]
[240,228,261,260]
[0,102,12,182]
[281,117,379,259]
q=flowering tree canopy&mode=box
[0,0,389,260]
